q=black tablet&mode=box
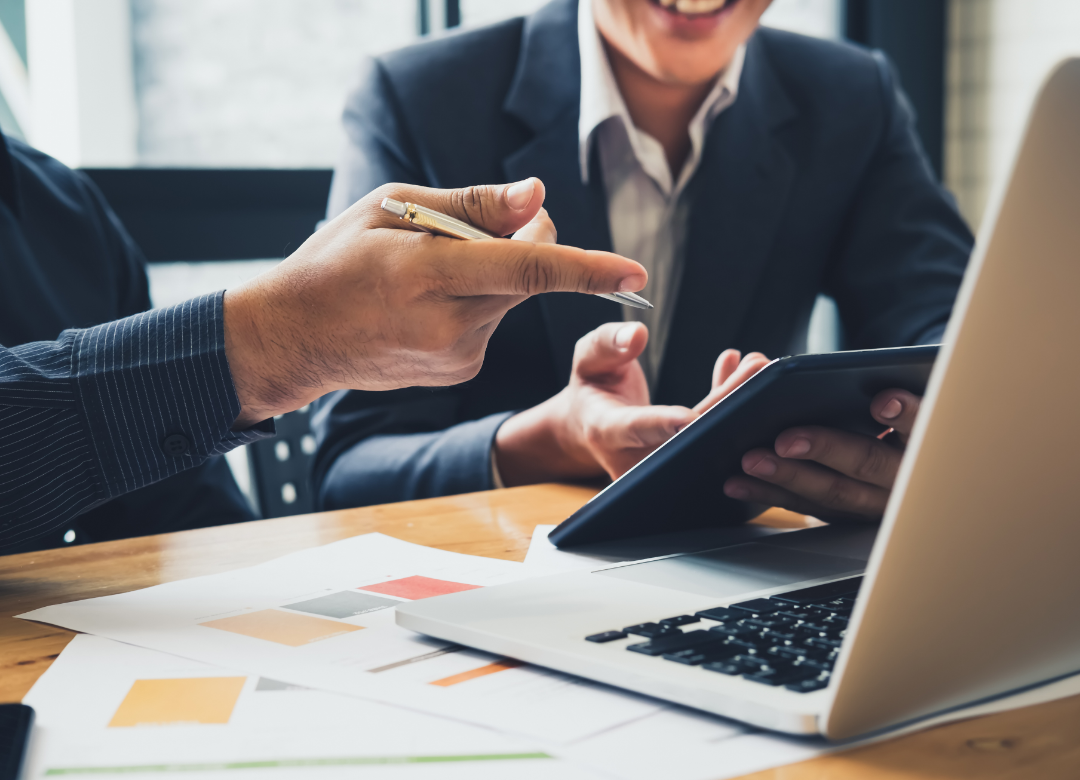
[549,345,939,548]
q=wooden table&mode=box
[2,484,1078,778]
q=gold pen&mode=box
[381,198,653,310]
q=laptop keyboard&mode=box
[584,576,863,693]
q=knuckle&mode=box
[852,441,889,482]
[823,475,858,510]
[451,185,490,227]
[512,252,553,296]
[582,422,605,451]
[771,461,798,487]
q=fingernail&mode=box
[505,179,534,210]
[618,276,647,292]
[880,398,902,420]
[745,454,777,477]
[724,481,749,500]
[614,323,637,351]
[783,437,811,457]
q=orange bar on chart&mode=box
[429,660,522,687]
[358,576,482,600]
[200,609,363,647]
[108,677,247,727]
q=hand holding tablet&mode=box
[549,344,938,547]
[727,387,924,521]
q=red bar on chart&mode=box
[358,575,482,600]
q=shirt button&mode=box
[162,433,191,457]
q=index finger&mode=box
[773,425,903,489]
[435,236,647,299]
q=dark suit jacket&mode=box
[0,133,255,553]
[312,0,972,510]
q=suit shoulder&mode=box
[755,27,885,98]
[7,137,101,209]
[752,26,894,130]
[376,18,525,99]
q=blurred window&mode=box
[131,0,417,168]
[946,0,1080,230]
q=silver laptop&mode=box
[396,59,1080,741]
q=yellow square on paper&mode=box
[200,608,363,646]
[108,677,246,727]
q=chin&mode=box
[628,0,756,83]
[644,0,748,37]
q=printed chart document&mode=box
[23,635,603,779]
[19,534,660,744]
[25,634,826,780]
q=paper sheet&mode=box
[19,534,661,745]
[524,525,626,571]
[25,633,820,780]
[23,635,606,779]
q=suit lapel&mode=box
[502,0,619,382]
[656,34,799,407]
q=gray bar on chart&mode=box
[283,590,399,619]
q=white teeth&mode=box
[673,0,728,13]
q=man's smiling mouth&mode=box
[649,0,742,17]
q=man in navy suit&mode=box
[314,0,972,521]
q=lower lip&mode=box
[647,0,742,34]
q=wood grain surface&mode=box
[2,483,1077,778]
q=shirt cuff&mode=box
[71,291,275,500]
[490,447,507,490]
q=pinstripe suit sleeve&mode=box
[0,291,273,548]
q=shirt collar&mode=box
[577,0,745,191]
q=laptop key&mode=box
[660,615,699,627]
[770,645,808,662]
[626,630,719,657]
[806,637,843,651]
[623,622,681,638]
[742,617,795,631]
[662,643,739,665]
[745,667,820,687]
[728,598,783,616]
[585,631,627,643]
[703,655,762,675]
[695,607,744,623]
[709,623,757,639]
[770,577,863,606]
[785,676,831,693]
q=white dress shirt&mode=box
[578,0,744,389]
[491,4,745,490]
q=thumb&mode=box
[573,322,647,378]
[711,349,742,390]
[871,389,922,444]
[375,179,547,238]
[694,352,770,415]
[597,404,695,450]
